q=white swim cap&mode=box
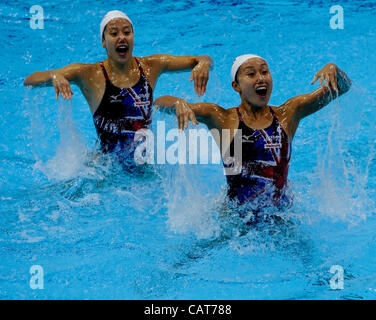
[231,54,265,82]
[100,10,133,39]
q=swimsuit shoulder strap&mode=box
[134,57,147,78]
[269,106,290,146]
[99,61,110,81]
[269,106,280,126]
[269,106,279,120]
[100,58,149,86]
[134,58,153,93]
[236,107,244,122]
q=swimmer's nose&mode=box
[117,34,127,42]
[256,73,265,82]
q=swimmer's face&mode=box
[232,58,273,108]
[102,18,134,63]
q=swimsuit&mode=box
[93,58,153,158]
[223,106,292,207]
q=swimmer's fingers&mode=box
[190,69,201,96]
[195,68,209,96]
[318,73,325,86]
[184,112,189,130]
[188,109,199,126]
[176,110,183,131]
[175,100,182,130]
[183,111,197,129]
[326,63,339,91]
[199,70,209,96]
[180,114,184,131]
[52,75,61,99]
[196,74,203,96]
[176,101,197,130]
[310,73,319,85]
[189,69,195,84]
[324,74,334,91]
[312,63,339,92]
[179,109,191,130]
[328,72,338,92]
[176,106,185,130]
[311,72,326,86]
[65,83,73,100]
[60,81,73,100]
[54,85,60,100]
[191,67,209,96]
[59,83,68,100]
[52,75,73,100]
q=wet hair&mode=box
[234,70,240,84]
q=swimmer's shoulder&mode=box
[58,62,100,80]
[191,102,228,115]
[137,54,188,72]
[271,104,295,119]
[226,106,240,117]
[71,62,106,85]
[138,54,171,65]
[65,62,95,73]
[188,102,230,130]
[207,106,238,129]
[270,105,295,139]
[226,106,245,125]
[137,55,162,71]
[133,56,162,86]
[80,62,104,76]
[270,105,283,115]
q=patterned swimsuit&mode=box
[224,107,292,207]
[93,58,153,159]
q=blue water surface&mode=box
[1,0,376,299]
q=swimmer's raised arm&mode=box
[281,63,351,136]
[24,63,87,100]
[154,95,226,131]
[143,54,213,96]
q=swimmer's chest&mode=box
[224,116,285,162]
[101,80,152,119]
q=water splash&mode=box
[163,164,221,239]
[33,99,88,181]
[314,85,375,225]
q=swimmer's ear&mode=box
[232,81,241,93]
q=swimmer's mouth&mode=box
[116,45,129,55]
[255,86,267,97]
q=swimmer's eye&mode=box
[110,32,117,36]
[262,70,269,75]
[247,73,255,77]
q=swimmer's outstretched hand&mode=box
[189,58,211,96]
[176,98,199,131]
[310,63,340,92]
[51,72,74,100]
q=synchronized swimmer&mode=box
[24,10,212,158]
[155,54,351,207]
[24,10,352,214]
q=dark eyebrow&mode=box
[108,26,132,32]
[243,66,256,71]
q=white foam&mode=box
[33,100,88,181]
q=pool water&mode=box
[1,0,376,299]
